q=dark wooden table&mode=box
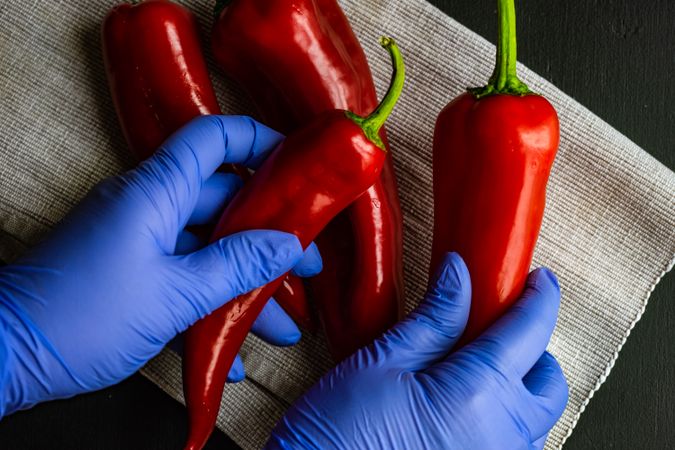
[1,1,673,448]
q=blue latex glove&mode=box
[268,253,568,450]
[0,115,322,418]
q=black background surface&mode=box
[1,1,673,449]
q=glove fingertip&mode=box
[251,231,304,275]
[427,252,471,308]
[227,355,246,383]
[379,253,471,369]
[251,298,302,346]
[236,116,284,169]
[523,351,569,418]
[217,230,304,297]
[291,242,323,277]
[519,268,562,330]
[448,252,470,282]
[528,268,560,297]
[204,172,244,201]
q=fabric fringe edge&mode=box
[557,252,675,449]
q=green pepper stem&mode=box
[346,37,405,150]
[469,0,531,98]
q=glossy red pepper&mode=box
[102,0,224,161]
[210,0,405,361]
[431,0,559,344]
[183,37,405,450]
[101,0,311,329]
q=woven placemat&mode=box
[1,0,673,448]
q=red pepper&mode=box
[276,274,317,332]
[431,0,559,344]
[183,37,405,450]
[210,0,405,361]
[101,0,312,329]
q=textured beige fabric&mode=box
[1,0,674,449]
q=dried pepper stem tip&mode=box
[346,36,406,150]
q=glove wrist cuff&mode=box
[0,291,78,416]
[0,295,32,417]
[0,311,10,418]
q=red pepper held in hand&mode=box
[101,0,312,329]
[431,0,559,344]
[183,37,406,450]
[211,0,405,360]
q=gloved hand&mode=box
[0,115,322,417]
[268,252,568,450]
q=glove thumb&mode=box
[374,252,471,370]
[169,230,304,328]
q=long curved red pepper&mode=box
[100,0,312,329]
[210,0,404,362]
[431,0,559,344]
[183,37,406,450]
